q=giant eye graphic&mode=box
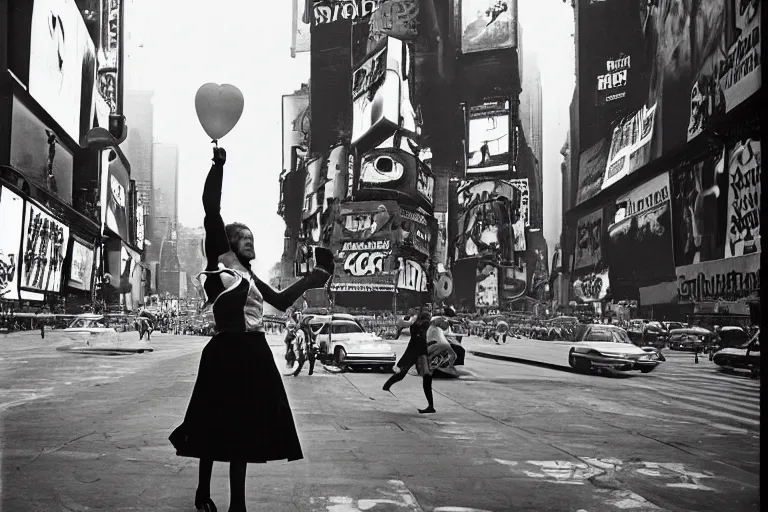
[360,154,404,184]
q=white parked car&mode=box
[306,314,396,371]
[57,314,153,354]
[568,324,661,373]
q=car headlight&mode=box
[598,352,627,358]
[639,354,652,361]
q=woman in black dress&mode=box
[169,147,334,512]
[382,310,435,414]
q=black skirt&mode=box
[169,331,303,463]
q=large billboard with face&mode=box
[0,187,25,300]
[577,0,761,194]
[20,201,70,294]
[356,147,434,212]
[7,0,97,144]
[458,0,518,54]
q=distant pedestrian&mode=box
[383,311,435,414]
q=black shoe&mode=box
[418,406,436,414]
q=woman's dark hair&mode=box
[225,222,250,251]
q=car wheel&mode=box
[639,367,655,373]
[569,350,590,372]
[335,346,347,366]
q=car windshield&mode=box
[585,327,631,344]
[333,321,364,334]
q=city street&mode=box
[0,331,760,512]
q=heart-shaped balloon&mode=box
[194,83,245,141]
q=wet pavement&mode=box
[0,331,760,511]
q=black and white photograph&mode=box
[0,1,760,511]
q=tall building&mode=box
[519,52,543,173]
[150,142,179,262]
[176,225,206,298]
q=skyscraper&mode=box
[151,142,179,264]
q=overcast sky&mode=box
[131,0,574,275]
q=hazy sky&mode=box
[131,0,574,275]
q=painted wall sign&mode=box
[343,250,390,277]
[725,138,760,258]
[313,0,379,26]
[676,252,760,303]
[396,257,428,292]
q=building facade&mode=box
[0,0,145,315]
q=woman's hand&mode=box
[213,147,227,165]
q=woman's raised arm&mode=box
[203,147,230,271]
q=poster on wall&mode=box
[20,201,70,293]
[0,187,25,300]
[28,0,96,144]
[725,138,760,258]
[454,180,519,262]
[669,149,728,268]
[475,263,499,308]
[459,0,517,54]
[573,209,603,271]
[466,100,511,174]
[101,151,130,240]
[677,252,760,304]
[68,237,94,291]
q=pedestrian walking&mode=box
[382,311,436,414]
[169,147,334,512]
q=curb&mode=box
[468,349,574,373]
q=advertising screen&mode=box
[460,0,517,54]
[68,238,94,291]
[0,187,25,300]
[467,100,511,174]
[101,150,130,240]
[357,148,434,212]
[573,209,603,272]
[27,0,96,143]
[20,201,70,293]
[351,37,418,151]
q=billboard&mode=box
[312,0,379,25]
[607,173,676,300]
[454,180,522,262]
[458,0,517,54]
[573,209,603,271]
[396,257,428,293]
[282,89,310,174]
[475,262,499,308]
[669,149,728,268]
[68,237,94,291]
[14,0,97,143]
[575,138,609,206]
[0,187,25,300]
[466,99,511,175]
[724,138,760,258]
[499,259,526,305]
[97,0,120,117]
[573,267,610,303]
[20,201,70,293]
[577,0,761,192]
[302,154,325,221]
[351,37,418,151]
[101,150,130,240]
[356,148,435,212]
[677,252,760,304]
